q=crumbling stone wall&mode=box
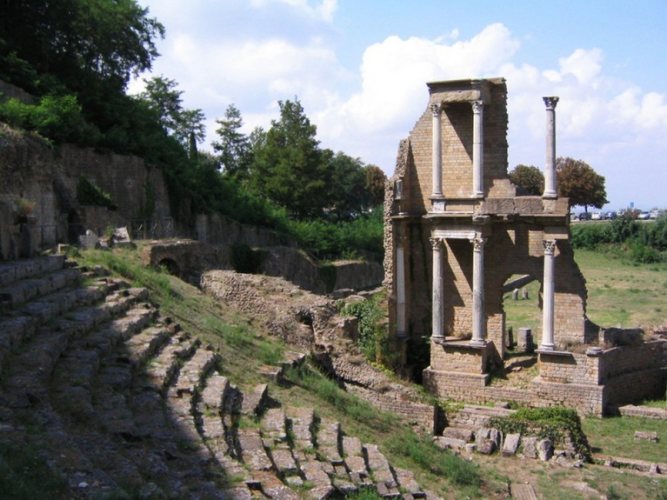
[0,123,172,259]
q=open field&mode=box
[504,248,667,336]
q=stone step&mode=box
[169,347,220,398]
[363,444,400,495]
[0,266,80,310]
[342,436,372,486]
[287,406,315,450]
[124,323,174,367]
[0,255,66,288]
[241,383,268,416]
[317,417,343,464]
[238,427,274,472]
[260,409,299,478]
[0,278,121,369]
[143,335,199,391]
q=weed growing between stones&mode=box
[0,442,68,498]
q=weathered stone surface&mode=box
[634,431,659,442]
[502,433,521,456]
[537,439,554,461]
[521,437,538,459]
[433,435,467,451]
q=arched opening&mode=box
[499,273,542,378]
[158,257,181,278]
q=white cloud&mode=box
[250,0,337,22]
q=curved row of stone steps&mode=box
[0,256,436,498]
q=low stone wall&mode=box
[618,404,667,419]
[538,351,598,385]
[195,213,297,248]
[331,260,383,292]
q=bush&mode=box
[0,94,100,144]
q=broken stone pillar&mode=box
[521,287,529,300]
[512,288,519,301]
[517,327,534,353]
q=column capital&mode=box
[471,100,484,114]
[470,235,486,252]
[543,96,559,110]
[430,237,443,250]
[430,102,442,116]
[543,239,557,255]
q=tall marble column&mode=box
[470,235,486,345]
[472,100,484,198]
[431,237,444,339]
[543,96,559,198]
[541,239,556,350]
[431,103,442,197]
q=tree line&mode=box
[509,159,608,212]
[0,0,386,261]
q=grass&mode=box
[503,249,667,334]
[582,416,667,463]
[573,249,667,330]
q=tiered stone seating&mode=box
[0,256,435,499]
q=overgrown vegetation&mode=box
[582,415,667,463]
[571,215,667,263]
[340,292,397,367]
[489,407,592,461]
[76,175,117,209]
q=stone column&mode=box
[472,100,484,198]
[470,235,486,345]
[431,103,442,197]
[396,244,406,338]
[431,237,444,339]
[541,239,556,350]
[543,96,559,198]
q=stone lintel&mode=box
[427,78,502,103]
[544,226,569,240]
[431,225,489,240]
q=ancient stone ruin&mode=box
[385,78,666,415]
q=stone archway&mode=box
[158,257,181,277]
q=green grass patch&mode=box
[582,416,667,463]
[384,431,481,487]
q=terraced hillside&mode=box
[0,252,487,498]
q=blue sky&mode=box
[133,0,667,210]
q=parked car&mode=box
[591,212,601,220]
[578,212,592,221]
[638,211,651,220]
[603,211,617,220]
[650,209,661,219]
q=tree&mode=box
[249,98,330,219]
[364,165,387,207]
[556,157,608,212]
[212,104,252,181]
[0,0,164,93]
[325,150,367,220]
[139,75,205,149]
[509,164,544,195]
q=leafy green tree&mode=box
[249,98,330,219]
[509,164,544,195]
[139,75,205,149]
[0,0,163,93]
[324,150,367,220]
[364,164,387,207]
[556,157,608,212]
[212,104,252,180]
